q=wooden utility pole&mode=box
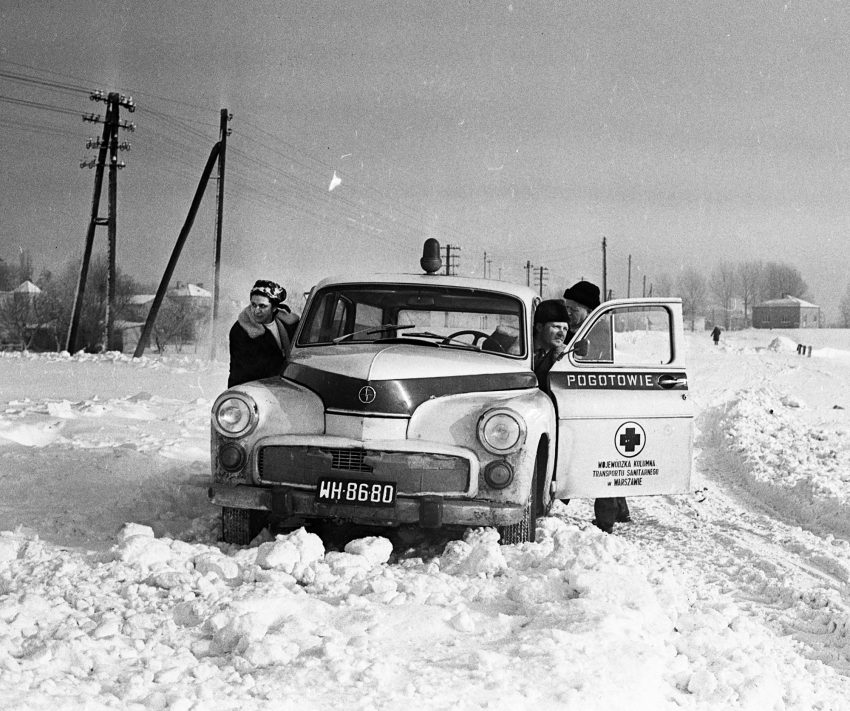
[67,91,134,353]
[601,237,607,303]
[524,260,533,287]
[105,95,119,351]
[535,266,549,297]
[444,244,460,275]
[210,109,231,361]
[133,143,221,358]
[627,254,632,298]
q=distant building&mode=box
[752,296,820,329]
[169,281,212,301]
[120,282,213,353]
[0,280,51,349]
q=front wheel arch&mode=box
[497,448,544,545]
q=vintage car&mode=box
[210,242,693,545]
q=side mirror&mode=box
[571,338,589,358]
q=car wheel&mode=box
[497,458,539,545]
[221,506,268,545]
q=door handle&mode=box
[658,374,688,389]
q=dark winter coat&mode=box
[227,307,299,388]
[533,346,566,394]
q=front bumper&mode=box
[208,483,525,528]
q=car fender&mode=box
[212,376,325,483]
[407,387,556,506]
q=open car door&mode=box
[549,298,693,499]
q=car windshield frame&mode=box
[296,283,527,358]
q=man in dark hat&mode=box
[562,280,601,341]
[228,279,300,387]
[562,280,631,533]
[532,298,571,394]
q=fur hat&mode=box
[562,280,600,311]
[534,299,571,326]
[250,279,286,304]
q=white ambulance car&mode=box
[209,243,693,545]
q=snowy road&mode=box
[1,332,850,710]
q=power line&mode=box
[0,69,91,96]
[0,93,83,117]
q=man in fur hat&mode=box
[561,280,631,533]
[228,279,300,388]
[562,279,601,340]
[532,298,571,394]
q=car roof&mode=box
[309,273,540,305]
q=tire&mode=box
[498,458,539,545]
[221,506,268,545]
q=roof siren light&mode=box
[420,238,442,275]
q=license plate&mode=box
[316,478,396,507]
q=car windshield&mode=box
[297,284,526,357]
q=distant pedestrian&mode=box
[710,325,722,346]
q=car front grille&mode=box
[329,447,372,472]
[257,445,469,494]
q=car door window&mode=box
[575,306,672,365]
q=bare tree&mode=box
[0,259,14,291]
[675,268,707,331]
[0,290,55,349]
[710,262,737,330]
[840,283,850,328]
[736,260,764,326]
[32,254,142,352]
[653,272,675,298]
[152,298,210,353]
[761,261,809,301]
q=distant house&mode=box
[752,296,820,329]
[0,281,52,349]
[169,281,212,302]
[120,282,213,353]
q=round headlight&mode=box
[477,408,526,455]
[213,394,258,437]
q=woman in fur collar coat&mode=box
[228,280,300,388]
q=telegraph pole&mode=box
[105,95,119,351]
[524,260,533,287]
[535,265,549,297]
[627,254,632,298]
[210,109,231,361]
[68,90,134,353]
[444,244,460,275]
[601,237,607,303]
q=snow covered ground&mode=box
[1,329,849,710]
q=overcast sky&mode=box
[2,1,849,319]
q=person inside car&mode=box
[228,279,300,388]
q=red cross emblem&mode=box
[614,421,646,458]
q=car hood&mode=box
[284,344,536,415]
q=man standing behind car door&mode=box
[562,280,631,533]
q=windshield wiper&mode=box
[404,332,479,350]
[332,323,415,344]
